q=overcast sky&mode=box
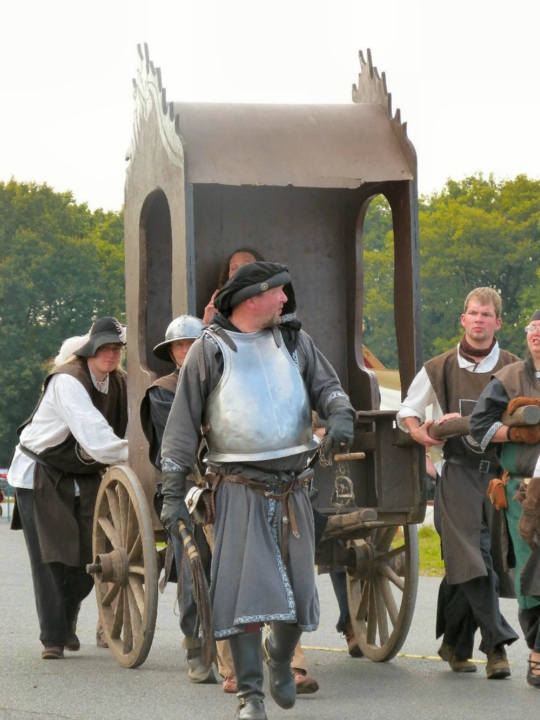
[0,0,538,211]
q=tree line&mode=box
[1,174,539,465]
[363,173,540,367]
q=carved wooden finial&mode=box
[352,49,414,169]
[127,44,184,170]
[352,49,408,141]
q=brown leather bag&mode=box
[487,470,509,510]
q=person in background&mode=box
[470,309,540,688]
[203,248,264,324]
[140,315,216,684]
[397,288,519,679]
[8,317,128,660]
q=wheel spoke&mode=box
[127,584,143,637]
[118,483,130,546]
[129,577,145,617]
[102,582,121,607]
[377,526,398,553]
[126,500,138,554]
[378,544,405,563]
[367,582,377,645]
[379,564,405,591]
[106,486,122,538]
[122,588,134,653]
[129,534,142,562]
[374,578,389,645]
[98,517,119,548]
[379,577,399,626]
[111,586,124,639]
[129,564,145,576]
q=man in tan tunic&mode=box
[397,288,519,678]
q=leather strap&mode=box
[218,473,311,564]
[445,454,500,474]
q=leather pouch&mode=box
[487,470,509,510]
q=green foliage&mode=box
[363,174,540,368]
[362,196,397,368]
[0,180,125,465]
[418,525,445,577]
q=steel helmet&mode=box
[153,315,205,361]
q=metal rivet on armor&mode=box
[260,282,269,291]
[282,516,290,524]
[265,492,270,497]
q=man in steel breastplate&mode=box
[161,262,355,720]
[397,287,519,679]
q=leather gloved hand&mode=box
[160,469,192,534]
[507,425,540,445]
[512,481,528,505]
[322,399,356,457]
[518,477,540,549]
[507,397,540,415]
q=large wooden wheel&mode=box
[346,523,418,662]
[88,465,159,668]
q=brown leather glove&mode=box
[507,425,540,444]
[507,397,540,415]
[518,477,540,549]
[512,481,528,505]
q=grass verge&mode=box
[418,525,444,577]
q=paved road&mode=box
[0,514,538,720]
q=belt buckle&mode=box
[479,460,490,474]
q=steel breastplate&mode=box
[203,328,318,463]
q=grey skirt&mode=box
[210,481,320,638]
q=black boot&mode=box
[229,631,267,720]
[264,622,303,709]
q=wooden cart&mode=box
[87,44,425,668]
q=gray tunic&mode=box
[161,325,350,637]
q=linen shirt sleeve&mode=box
[51,374,128,464]
[396,367,442,431]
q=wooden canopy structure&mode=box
[124,44,421,505]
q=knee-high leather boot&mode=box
[229,631,267,720]
[264,622,303,709]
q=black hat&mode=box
[214,261,296,316]
[530,309,540,322]
[74,317,126,358]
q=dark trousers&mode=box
[437,513,518,656]
[171,524,212,643]
[436,578,479,659]
[519,606,540,653]
[16,488,94,647]
[330,569,350,633]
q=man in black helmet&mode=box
[8,317,128,660]
[161,262,355,720]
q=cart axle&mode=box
[86,548,130,587]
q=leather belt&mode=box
[219,469,313,564]
[445,454,500,474]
